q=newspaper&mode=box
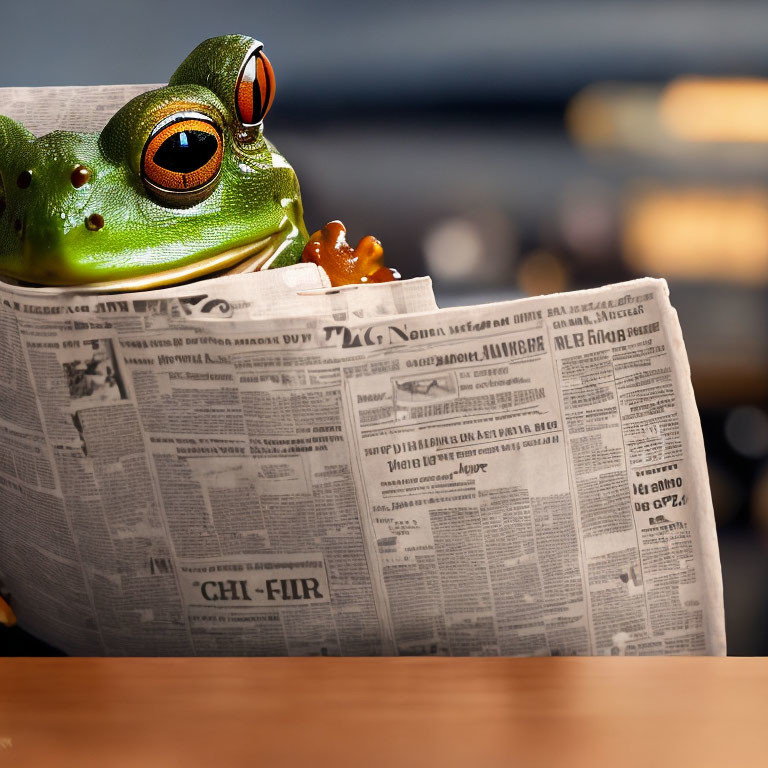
[0,267,725,656]
[0,85,163,136]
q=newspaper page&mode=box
[0,269,725,656]
[0,85,163,136]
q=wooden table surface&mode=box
[1,657,765,768]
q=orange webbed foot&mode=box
[302,220,400,287]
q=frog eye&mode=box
[235,48,275,126]
[141,112,223,205]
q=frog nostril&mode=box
[17,171,32,189]
[71,165,91,189]
[13,218,23,236]
[85,213,104,231]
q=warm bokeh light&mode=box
[516,250,569,296]
[660,77,768,143]
[566,84,661,151]
[568,77,768,151]
[623,188,768,283]
[423,218,485,281]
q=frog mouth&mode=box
[68,225,294,293]
[5,223,296,294]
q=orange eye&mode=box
[142,112,223,203]
[236,48,275,126]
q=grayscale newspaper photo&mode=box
[0,266,726,656]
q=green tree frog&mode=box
[0,35,394,292]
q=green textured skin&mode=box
[0,35,308,286]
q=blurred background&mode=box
[1,0,767,655]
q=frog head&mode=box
[0,35,308,291]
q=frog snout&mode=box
[0,129,118,283]
[7,163,104,241]
[0,156,110,284]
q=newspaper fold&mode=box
[0,266,725,655]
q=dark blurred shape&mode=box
[1,626,65,656]
[725,407,768,460]
[559,183,616,262]
[751,463,768,535]
[707,462,744,528]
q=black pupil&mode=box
[154,129,218,173]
